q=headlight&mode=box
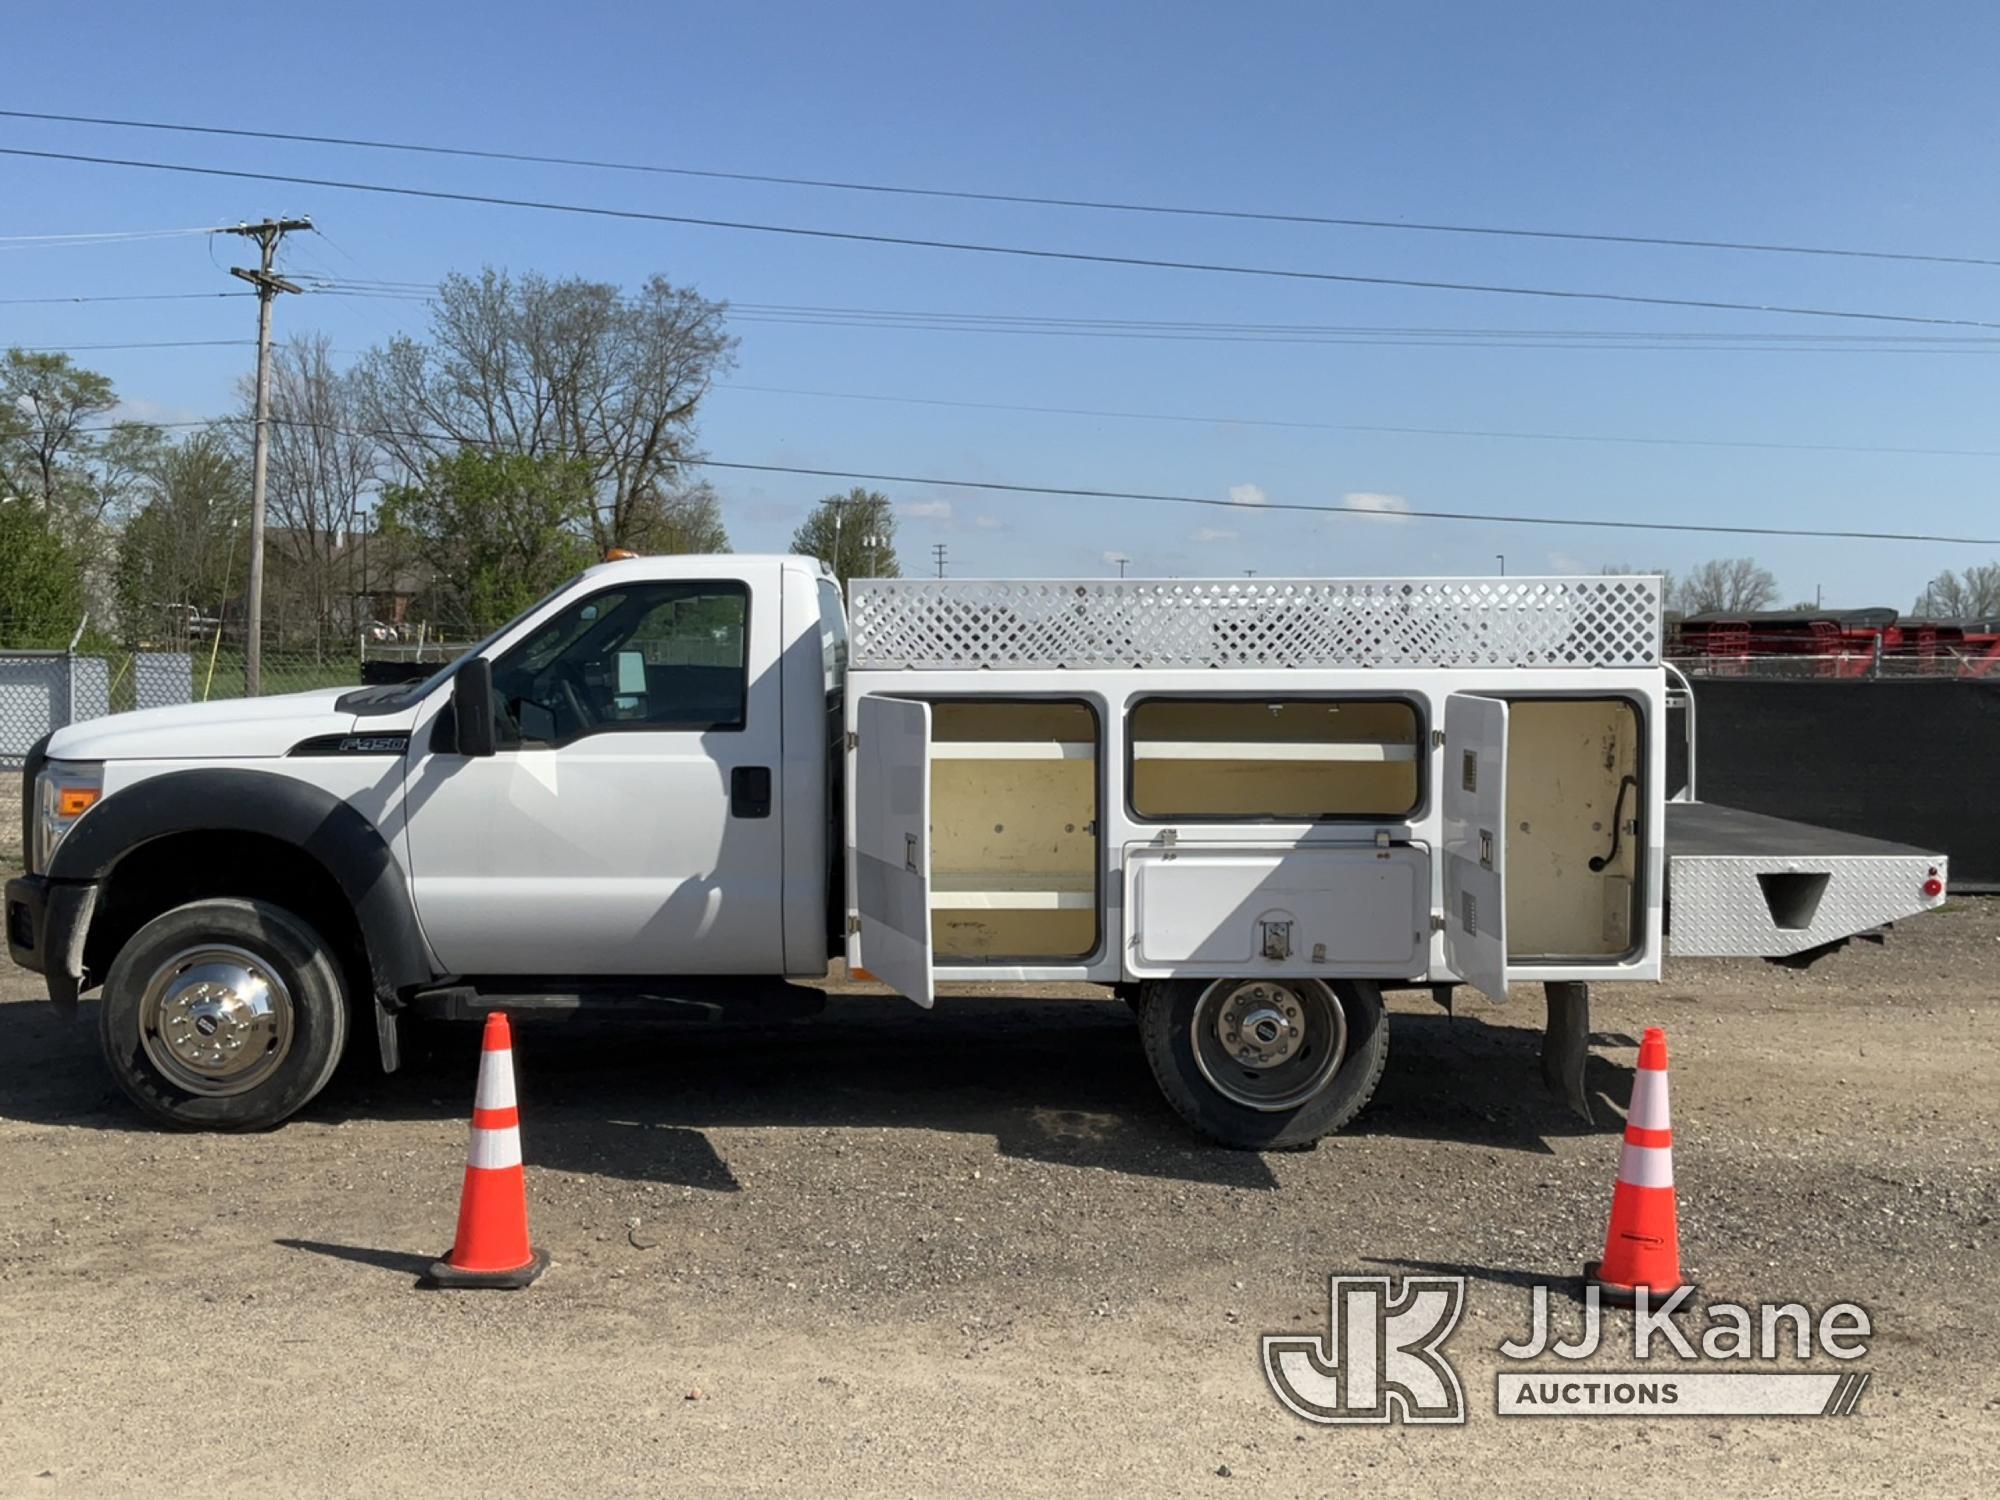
[33,761,103,874]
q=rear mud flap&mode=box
[1540,981,1591,1122]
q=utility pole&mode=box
[225,217,311,695]
[933,542,948,578]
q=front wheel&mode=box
[98,897,350,1131]
[1136,976,1388,1149]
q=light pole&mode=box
[1496,553,1507,576]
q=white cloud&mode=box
[900,499,953,520]
[111,396,207,426]
[1192,527,1239,543]
[1103,551,1132,567]
[1546,550,1589,574]
[1227,483,1268,507]
[973,514,1004,530]
[1340,491,1412,524]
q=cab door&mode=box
[1442,693,1509,999]
[849,694,934,1007]
[402,570,786,976]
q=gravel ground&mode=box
[2,779,1997,1494]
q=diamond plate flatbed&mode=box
[1665,800,1947,958]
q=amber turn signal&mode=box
[56,787,101,818]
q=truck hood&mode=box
[46,687,367,761]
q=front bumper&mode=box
[5,873,96,1011]
[5,874,47,974]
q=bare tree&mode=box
[1913,563,2000,618]
[1675,557,1779,615]
[357,269,735,554]
[241,334,380,653]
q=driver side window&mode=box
[489,580,749,747]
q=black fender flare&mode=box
[46,767,434,1066]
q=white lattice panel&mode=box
[848,577,1662,670]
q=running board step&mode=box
[407,983,826,1023]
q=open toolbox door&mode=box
[1442,693,1510,1000]
[852,695,934,1007]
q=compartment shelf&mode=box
[1131,740,1417,763]
[929,740,1096,760]
[930,872,1095,910]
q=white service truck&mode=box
[5,559,1949,1145]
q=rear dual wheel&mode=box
[1137,976,1387,1149]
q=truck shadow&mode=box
[0,994,1629,1191]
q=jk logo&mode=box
[1262,1275,1468,1425]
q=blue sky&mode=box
[5,1,1998,605]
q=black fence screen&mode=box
[1669,677,2000,890]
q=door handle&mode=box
[730,766,772,818]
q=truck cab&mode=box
[6,562,1948,1146]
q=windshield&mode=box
[339,575,586,718]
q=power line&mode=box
[25,281,2000,357]
[0,223,229,248]
[715,383,2000,460]
[9,145,2000,331]
[3,107,1992,271]
[74,410,2000,545]
[12,339,255,351]
[694,458,2000,546]
[294,282,2000,348]
[58,390,2000,464]
[0,291,252,306]
[31,274,2000,353]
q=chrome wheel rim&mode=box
[137,944,296,1097]
[1190,978,1346,1113]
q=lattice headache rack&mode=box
[848,576,1663,671]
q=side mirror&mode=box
[452,658,498,757]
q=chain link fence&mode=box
[1,618,367,769]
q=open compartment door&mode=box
[1442,693,1510,999]
[854,695,935,1007]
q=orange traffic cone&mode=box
[426,1012,547,1289]
[1586,1026,1690,1305]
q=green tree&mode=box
[1,351,162,626]
[0,501,85,645]
[790,488,901,583]
[113,431,250,646]
[378,449,596,628]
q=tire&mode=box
[1136,976,1388,1150]
[98,897,350,1131]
